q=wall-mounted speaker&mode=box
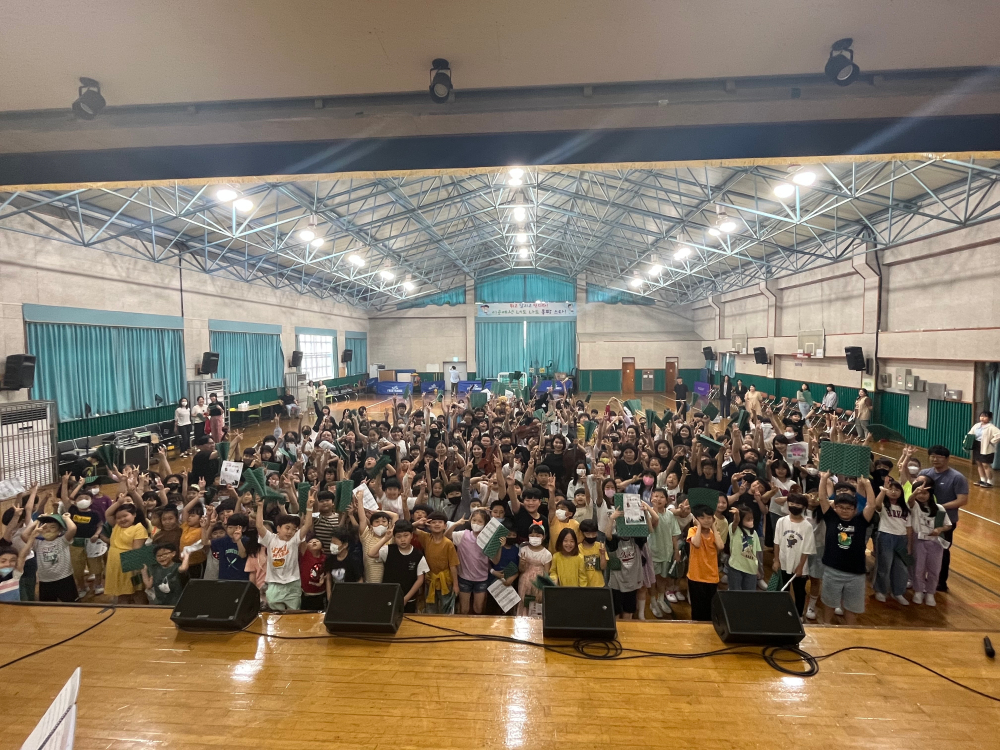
[290,350,303,368]
[753,347,768,365]
[341,349,353,363]
[702,346,716,361]
[1,354,36,390]
[200,352,219,375]
[845,346,866,372]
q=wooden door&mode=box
[665,359,677,396]
[621,358,635,395]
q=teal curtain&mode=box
[397,286,466,310]
[525,274,575,302]
[475,322,527,379]
[719,352,736,379]
[526,321,576,373]
[476,274,576,302]
[987,364,1000,469]
[210,331,284,393]
[27,323,185,421]
[586,282,654,305]
[346,336,368,377]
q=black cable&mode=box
[0,606,116,671]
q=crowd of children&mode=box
[0,387,968,626]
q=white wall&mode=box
[0,213,367,407]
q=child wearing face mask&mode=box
[687,506,724,621]
[872,479,911,606]
[725,505,763,591]
[772,493,816,615]
[324,528,364,599]
[488,522,520,614]
[22,513,79,602]
[67,493,103,599]
[804,494,826,620]
[356,490,397,584]
[446,508,492,614]
[548,499,582,553]
[578,519,606,587]
[517,522,552,616]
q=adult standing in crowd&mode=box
[207,393,226,443]
[719,375,733,419]
[734,378,748,408]
[173,397,192,456]
[449,366,461,398]
[191,396,207,439]
[821,384,838,412]
[919,446,968,592]
[796,383,813,421]
[969,411,1000,488]
[854,388,873,439]
[673,377,689,419]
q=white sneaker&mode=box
[94,586,104,595]
[675,590,686,602]
[637,606,647,621]
[666,591,678,603]
[913,592,924,604]
[893,595,910,606]
[650,599,664,619]
[658,595,672,614]
[925,593,936,607]
[835,607,844,616]
[874,592,887,602]
[757,578,769,590]
[77,589,89,599]
[805,606,817,620]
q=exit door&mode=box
[665,358,677,396]
[621,357,635,395]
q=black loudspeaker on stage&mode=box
[324,583,403,634]
[712,591,805,646]
[2,354,36,390]
[542,587,617,640]
[171,580,260,631]
[200,351,219,375]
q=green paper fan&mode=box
[264,461,283,473]
[216,442,230,461]
[533,408,547,422]
[696,433,724,457]
[607,556,622,571]
[335,480,355,512]
[502,562,519,578]
[470,391,488,410]
[482,531,504,559]
[84,474,120,485]
[614,493,649,538]
[702,403,719,420]
[583,420,598,442]
[120,545,159,573]
[93,443,117,467]
[367,454,393,479]
[534,574,555,589]
[297,482,312,509]
[687,487,722,513]
[767,571,783,592]
[623,399,642,416]
[818,442,871,478]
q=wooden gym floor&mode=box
[1,606,999,750]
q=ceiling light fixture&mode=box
[674,245,691,260]
[509,168,524,180]
[429,58,453,104]
[71,77,106,119]
[403,275,415,291]
[215,188,238,202]
[518,246,530,258]
[515,233,528,244]
[792,170,816,186]
[512,206,527,222]
[299,215,319,242]
[380,270,395,280]
[773,182,795,199]
[825,38,860,86]
[630,276,643,288]
[508,177,523,187]
[310,237,324,248]
[649,264,662,276]
[232,198,254,213]
[715,205,738,233]
[348,254,365,267]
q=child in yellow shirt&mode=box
[548,499,582,553]
[550,528,588,587]
[579,518,607,587]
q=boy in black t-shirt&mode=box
[818,472,876,625]
[324,528,364,601]
[369,520,428,612]
[67,498,101,598]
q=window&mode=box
[298,334,335,381]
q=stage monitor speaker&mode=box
[324,583,403,634]
[753,347,769,365]
[542,586,617,640]
[845,346,866,372]
[290,350,303,368]
[2,354,36,390]
[170,579,260,631]
[200,352,219,375]
[702,346,716,361]
[712,591,805,646]
[341,349,353,364]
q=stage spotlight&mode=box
[348,254,365,267]
[825,38,860,86]
[792,170,816,186]
[233,198,254,213]
[216,188,238,202]
[773,182,795,199]
[72,78,106,119]
[429,58,453,103]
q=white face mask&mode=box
[75,498,92,511]
[908,464,920,474]
[528,536,542,547]
[784,432,795,439]
[88,487,100,496]
[555,509,569,521]
[372,525,387,537]
[329,543,341,555]
[612,450,621,458]
[576,468,586,476]
[470,522,485,533]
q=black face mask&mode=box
[583,536,598,543]
[787,505,805,515]
[447,495,462,505]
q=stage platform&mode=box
[2,605,999,749]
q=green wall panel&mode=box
[578,369,623,391]
[58,405,178,442]
[874,391,971,456]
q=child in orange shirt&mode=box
[686,506,723,621]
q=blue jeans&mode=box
[874,531,909,597]
[726,565,758,591]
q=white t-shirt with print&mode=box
[878,502,912,536]
[262,530,304,584]
[773,516,816,574]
